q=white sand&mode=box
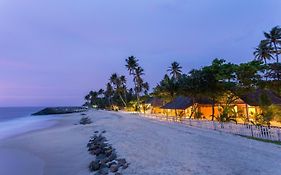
[0,110,281,175]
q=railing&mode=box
[129,112,281,142]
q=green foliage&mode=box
[153,74,179,102]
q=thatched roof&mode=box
[240,89,281,106]
[161,96,192,110]
[145,97,165,107]
[161,96,215,110]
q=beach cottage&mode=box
[142,97,165,114]
[160,90,281,121]
[161,96,215,119]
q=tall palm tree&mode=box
[109,73,127,107]
[264,26,281,63]
[134,66,145,110]
[125,56,139,75]
[105,83,114,107]
[98,89,104,97]
[84,94,91,105]
[167,61,182,79]
[254,40,274,65]
[119,75,128,103]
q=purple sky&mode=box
[0,0,280,107]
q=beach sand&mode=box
[0,110,281,175]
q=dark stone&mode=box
[97,166,109,175]
[92,148,102,155]
[94,131,99,133]
[89,160,100,172]
[96,154,107,161]
[102,130,106,133]
[108,152,117,162]
[80,117,92,125]
[117,158,126,166]
[115,173,122,175]
[122,163,129,169]
[110,164,119,173]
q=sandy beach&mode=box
[0,110,281,175]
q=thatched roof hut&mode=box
[240,89,281,106]
[161,96,212,110]
[145,97,165,107]
[161,96,192,110]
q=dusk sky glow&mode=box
[0,0,281,107]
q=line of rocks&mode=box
[80,116,93,125]
[87,131,129,175]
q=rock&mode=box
[115,173,122,175]
[108,152,117,162]
[102,130,106,133]
[96,154,107,161]
[117,159,126,166]
[122,163,129,169]
[94,131,99,133]
[105,148,113,156]
[89,160,100,172]
[92,148,102,155]
[80,117,92,125]
[110,164,119,173]
[97,166,109,175]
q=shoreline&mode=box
[0,110,281,175]
[0,111,94,175]
[0,115,61,141]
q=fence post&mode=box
[250,125,254,137]
[277,129,281,142]
[213,121,217,130]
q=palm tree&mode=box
[264,26,281,63]
[142,82,149,95]
[254,40,274,65]
[84,94,91,105]
[119,75,128,103]
[105,83,114,107]
[125,56,139,75]
[154,74,179,102]
[109,73,127,107]
[167,61,182,79]
[98,89,104,97]
[134,66,145,110]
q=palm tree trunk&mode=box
[118,93,127,107]
[136,92,140,111]
[264,58,268,81]
[274,42,279,63]
[211,98,215,121]
[134,78,140,112]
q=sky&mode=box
[0,0,280,107]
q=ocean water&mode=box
[0,107,44,122]
[0,107,58,140]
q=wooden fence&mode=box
[133,113,281,142]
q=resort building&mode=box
[142,98,165,114]
[158,90,281,122]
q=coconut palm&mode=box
[167,61,182,79]
[119,75,128,102]
[109,73,127,107]
[154,74,179,102]
[105,83,114,107]
[125,56,139,75]
[264,26,281,63]
[254,40,274,65]
[134,66,144,109]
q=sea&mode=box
[0,107,58,140]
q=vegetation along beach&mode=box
[1,1,281,175]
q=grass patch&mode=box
[240,135,281,145]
